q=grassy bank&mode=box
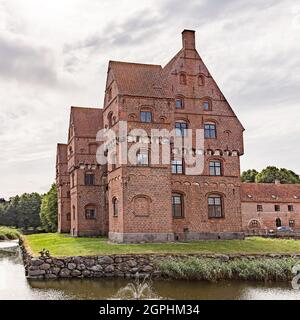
[0,226,20,240]
[158,257,298,281]
[24,233,300,257]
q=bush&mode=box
[0,226,21,240]
[158,257,299,282]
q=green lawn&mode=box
[23,233,300,257]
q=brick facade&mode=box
[55,29,299,242]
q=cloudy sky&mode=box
[0,0,300,199]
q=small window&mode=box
[66,213,71,221]
[112,197,118,217]
[198,75,205,86]
[175,97,184,109]
[172,193,184,218]
[72,206,76,220]
[175,121,188,136]
[257,205,263,212]
[137,150,149,166]
[140,111,152,123]
[107,112,113,128]
[204,123,216,139]
[288,205,294,212]
[208,195,223,218]
[203,101,211,111]
[85,208,96,220]
[209,160,222,176]
[289,220,295,228]
[172,159,183,174]
[85,173,95,186]
[275,205,281,212]
[179,73,187,85]
[250,220,259,228]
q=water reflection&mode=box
[0,241,300,300]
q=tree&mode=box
[40,183,58,232]
[17,193,41,229]
[254,166,300,184]
[241,169,259,183]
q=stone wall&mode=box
[21,243,300,280]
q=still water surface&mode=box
[0,241,299,300]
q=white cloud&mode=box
[0,0,299,198]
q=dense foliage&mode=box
[0,226,20,240]
[0,184,57,232]
[0,193,41,229]
[241,166,300,184]
[40,183,58,232]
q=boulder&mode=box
[31,258,43,266]
[40,263,51,270]
[67,263,77,270]
[89,265,103,272]
[98,256,114,264]
[59,268,71,278]
[104,265,114,273]
[77,264,86,271]
[71,270,82,277]
[28,269,46,277]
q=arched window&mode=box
[249,220,260,228]
[140,110,152,123]
[203,100,212,111]
[112,197,118,217]
[276,218,281,227]
[175,120,188,136]
[172,193,184,218]
[204,122,216,139]
[85,205,96,220]
[208,194,223,218]
[179,73,187,85]
[198,74,205,86]
[136,149,149,166]
[175,96,184,109]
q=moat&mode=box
[1,241,299,300]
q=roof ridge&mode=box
[110,60,162,68]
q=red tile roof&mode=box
[109,61,172,98]
[70,107,103,136]
[241,183,300,203]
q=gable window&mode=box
[172,193,184,218]
[288,205,294,212]
[137,150,149,166]
[275,205,281,212]
[289,220,295,228]
[112,197,118,217]
[203,101,211,111]
[209,160,222,176]
[85,173,95,186]
[198,75,205,86]
[175,97,184,109]
[140,111,152,123]
[208,195,223,218]
[204,123,216,139]
[257,204,263,212]
[179,73,187,85]
[85,208,96,220]
[175,121,188,136]
[172,159,183,174]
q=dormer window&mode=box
[179,73,187,85]
[175,97,184,109]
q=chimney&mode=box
[182,29,196,50]
[274,179,281,185]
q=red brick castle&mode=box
[56,30,300,242]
